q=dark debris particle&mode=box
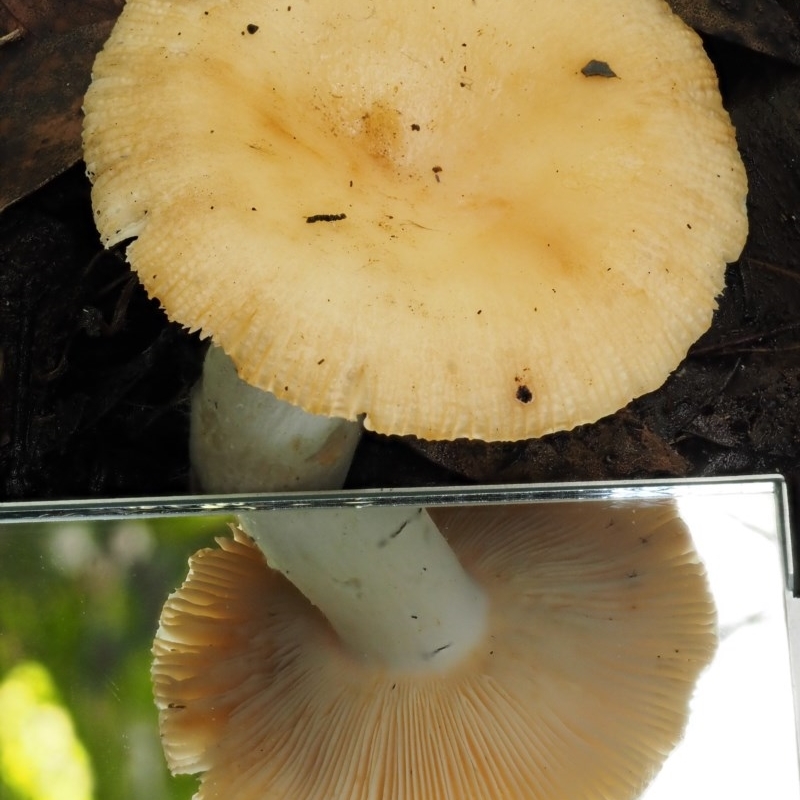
[411,123,421,131]
[426,643,453,659]
[246,23,259,34]
[306,213,347,223]
[581,59,617,78]
[516,384,533,403]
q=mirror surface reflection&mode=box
[0,479,797,799]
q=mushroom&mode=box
[81,1,733,794]
[189,344,362,493]
[153,501,717,799]
[82,0,748,447]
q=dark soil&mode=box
[2,33,800,501]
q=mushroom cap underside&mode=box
[83,0,748,440]
[152,501,717,800]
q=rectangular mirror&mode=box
[0,476,797,799]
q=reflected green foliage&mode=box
[0,661,92,800]
[0,515,232,800]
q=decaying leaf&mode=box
[667,0,800,64]
[1,0,123,35]
[0,0,123,212]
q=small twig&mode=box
[691,322,800,356]
[744,256,800,283]
[105,272,139,335]
[710,343,800,355]
[0,27,24,47]
[716,356,743,395]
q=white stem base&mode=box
[239,506,488,673]
[190,346,362,493]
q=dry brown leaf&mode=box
[0,0,122,35]
[667,0,800,64]
[0,0,123,212]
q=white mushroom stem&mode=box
[239,506,489,673]
[190,346,362,493]
[191,347,488,673]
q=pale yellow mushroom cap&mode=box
[83,0,747,440]
[152,502,716,799]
